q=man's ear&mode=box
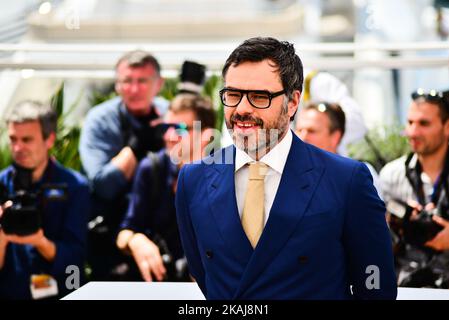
[330,130,343,152]
[154,77,164,94]
[288,90,301,119]
[444,119,449,138]
[45,132,56,150]
[115,80,122,95]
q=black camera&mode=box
[127,121,183,160]
[0,163,67,236]
[177,60,206,95]
[153,234,190,282]
[403,210,444,247]
[387,199,444,247]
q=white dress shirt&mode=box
[234,130,293,225]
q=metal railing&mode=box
[1,41,449,53]
[0,41,447,78]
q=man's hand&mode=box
[116,229,134,253]
[0,201,11,249]
[0,200,12,215]
[4,228,46,246]
[0,200,57,263]
[1,199,56,262]
[4,228,57,261]
[425,215,449,251]
[0,228,8,269]
[0,229,7,243]
[1,200,45,247]
[127,123,166,160]
[111,147,137,180]
[407,199,423,220]
[0,200,45,247]
[128,233,166,282]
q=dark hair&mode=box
[5,100,57,139]
[115,50,161,76]
[411,89,449,123]
[170,94,216,130]
[303,102,346,136]
[222,37,303,100]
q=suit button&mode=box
[206,250,213,259]
[298,256,308,264]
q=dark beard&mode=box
[226,100,290,159]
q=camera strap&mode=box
[405,150,449,207]
[119,104,132,145]
[118,102,159,144]
[147,152,162,212]
[405,153,426,205]
[437,155,449,214]
[146,153,180,249]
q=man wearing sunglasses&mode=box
[116,94,216,282]
[176,37,397,299]
[380,89,449,287]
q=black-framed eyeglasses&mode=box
[219,88,285,109]
[411,88,444,103]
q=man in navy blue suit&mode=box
[175,37,397,299]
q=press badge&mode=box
[30,274,58,299]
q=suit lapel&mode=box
[234,136,325,298]
[206,146,253,265]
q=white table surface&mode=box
[62,282,449,300]
[62,282,206,300]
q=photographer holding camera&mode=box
[79,50,169,280]
[116,94,216,282]
[0,101,89,299]
[380,89,449,287]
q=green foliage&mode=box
[50,84,83,171]
[0,130,11,170]
[159,78,179,101]
[347,124,410,172]
[89,89,116,107]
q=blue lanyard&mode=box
[431,174,441,204]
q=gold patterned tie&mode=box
[241,162,268,248]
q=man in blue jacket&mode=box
[0,101,89,299]
[175,37,397,299]
[79,50,168,280]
